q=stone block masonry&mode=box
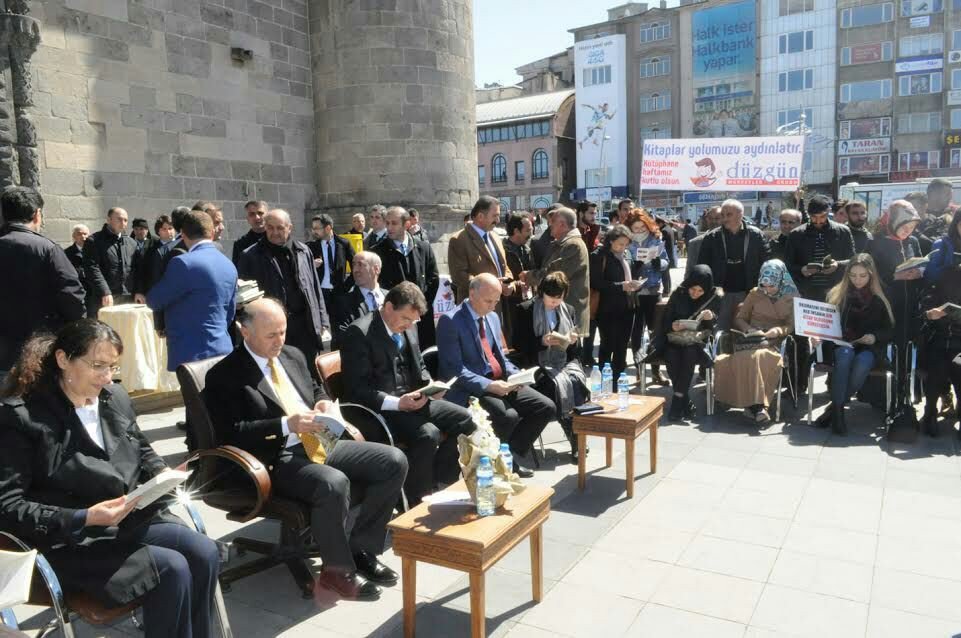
[30,0,317,252]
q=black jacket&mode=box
[531,229,553,270]
[0,224,86,370]
[238,237,329,340]
[231,229,264,265]
[849,226,873,253]
[784,221,856,299]
[590,246,632,316]
[0,383,178,607]
[372,233,439,347]
[502,237,533,279]
[83,225,138,315]
[834,295,894,361]
[696,223,770,293]
[870,235,923,347]
[330,283,375,349]
[64,243,87,293]
[306,235,355,290]
[203,345,326,466]
[134,240,177,296]
[769,234,789,261]
[512,299,580,368]
[340,311,430,412]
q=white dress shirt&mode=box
[188,239,213,252]
[359,285,384,311]
[244,343,308,448]
[75,401,105,450]
[319,238,334,289]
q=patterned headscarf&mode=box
[757,259,798,299]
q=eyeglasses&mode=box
[78,358,121,376]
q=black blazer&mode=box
[330,283,374,348]
[134,240,175,296]
[82,224,138,299]
[372,233,440,346]
[64,243,87,293]
[307,235,355,290]
[203,345,327,466]
[340,310,430,411]
[232,229,263,265]
[696,223,771,292]
[512,298,580,367]
[0,383,177,607]
[590,247,631,316]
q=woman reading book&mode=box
[714,259,798,425]
[0,320,220,638]
[813,254,895,435]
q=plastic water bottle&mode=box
[476,456,495,517]
[602,363,613,398]
[618,378,630,411]
[499,443,513,475]
[590,365,602,400]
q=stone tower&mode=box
[308,0,477,240]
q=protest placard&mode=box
[793,297,850,346]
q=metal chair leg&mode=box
[0,608,18,630]
[807,364,816,424]
[705,368,714,416]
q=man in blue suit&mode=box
[436,273,554,477]
[147,210,237,372]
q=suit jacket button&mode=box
[268,465,274,471]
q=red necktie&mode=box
[477,317,503,380]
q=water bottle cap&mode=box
[499,443,509,451]
[480,455,491,465]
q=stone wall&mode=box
[29,0,317,248]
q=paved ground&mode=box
[10,264,961,637]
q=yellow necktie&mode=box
[268,358,326,464]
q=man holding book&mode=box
[436,273,555,477]
[784,195,856,302]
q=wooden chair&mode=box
[0,508,231,638]
[178,357,319,599]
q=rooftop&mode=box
[476,89,575,127]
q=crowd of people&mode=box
[0,177,959,634]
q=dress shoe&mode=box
[683,398,697,419]
[922,406,939,437]
[317,568,381,600]
[650,369,666,386]
[814,403,833,428]
[353,551,398,586]
[513,462,535,478]
[668,397,685,421]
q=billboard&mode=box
[838,138,891,156]
[574,35,627,191]
[691,0,757,137]
[640,136,805,192]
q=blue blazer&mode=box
[146,242,237,371]
[436,303,519,406]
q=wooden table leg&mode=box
[649,423,658,474]
[469,570,485,638]
[402,558,416,638]
[577,433,586,491]
[605,436,613,468]
[625,437,635,498]
[530,525,543,602]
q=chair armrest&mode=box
[340,402,396,447]
[187,446,271,523]
[0,532,68,623]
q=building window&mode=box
[841,3,894,28]
[900,33,944,57]
[803,149,813,171]
[778,69,814,92]
[898,151,941,170]
[840,78,892,102]
[491,154,507,184]
[532,149,549,180]
[779,0,814,15]
[953,29,961,51]
[515,160,525,183]
[838,154,891,176]
[840,117,892,138]
[478,165,485,185]
[640,126,672,139]
[951,108,961,128]
[583,65,611,87]
[776,108,814,130]
[841,42,893,65]
[584,168,612,188]
[951,148,961,168]
[953,68,961,89]
[639,22,671,43]
[640,56,671,78]
[477,121,550,144]
[901,0,942,15]
[898,72,942,96]
[640,92,671,112]
[897,111,941,133]
[778,30,814,54]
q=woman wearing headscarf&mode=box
[656,264,723,420]
[714,259,798,424]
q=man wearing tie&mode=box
[363,204,388,249]
[330,251,384,348]
[436,274,554,477]
[204,298,408,600]
[372,206,440,347]
[340,282,475,505]
[447,195,520,309]
[307,213,356,313]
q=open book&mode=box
[937,302,961,322]
[895,256,929,274]
[308,400,349,457]
[507,367,539,386]
[805,256,836,272]
[128,469,190,509]
[416,377,457,397]
[676,319,700,331]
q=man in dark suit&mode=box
[83,207,138,317]
[133,214,176,304]
[204,298,408,601]
[232,200,268,264]
[307,213,355,313]
[363,204,388,249]
[436,274,553,477]
[147,211,237,372]
[502,212,533,347]
[238,209,329,374]
[0,187,86,375]
[64,223,90,295]
[341,282,474,505]
[373,206,440,347]
[331,251,384,348]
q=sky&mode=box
[472,1,679,88]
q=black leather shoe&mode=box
[513,462,535,478]
[922,408,939,438]
[814,403,833,428]
[683,399,697,419]
[668,397,685,421]
[353,551,398,586]
[317,568,381,600]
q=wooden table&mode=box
[573,396,663,498]
[388,482,553,638]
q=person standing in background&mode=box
[65,223,90,295]
[83,207,138,317]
